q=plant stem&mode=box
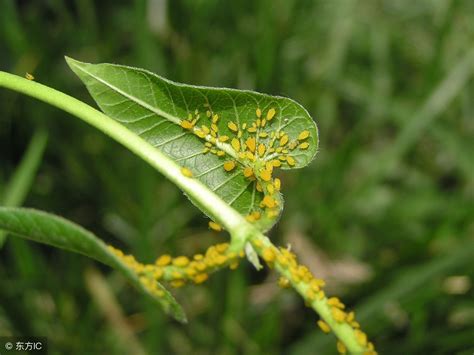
[0,71,250,242]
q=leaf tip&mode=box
[64,56,87,73]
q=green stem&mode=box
[0,71,250,242]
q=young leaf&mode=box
[0,207,187,323]
[66,57,318,230]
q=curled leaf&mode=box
[66,57,318,230]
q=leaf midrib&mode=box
[73,63,239,160]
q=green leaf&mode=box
[0,207,187,323]
[0,129,48,246]
[66,57,318,230]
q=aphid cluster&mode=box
[251,240,377,355]
[108,243,243,292]
[179,103,312,227]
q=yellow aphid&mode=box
[216,150,225,157]
[317,290,325,300]
[218,135,229,142]
[250,211,261,220]
[246,211,261,222]
[153,268,164,279]
[279,135,289,146]
[193,254,204,261]
[267,184,274,194]
[247,126,257,133]
[256,108,262,118]
[278,155,286,161]
[272,159,281,167]
[265,161,274,172]
[211,130,217,138]
[331,307,346,322]
[298,130,310,140]
[245,215,255,222]
[260,169,272,182]
[201,125,210,134]
[261,119,267,127]
[212,114,219,123]
[337,341,347,354]
[286,156,296,166]
[206,110,211,117]
[181,167,193,177]
[242,123,247,130]
[246,137,256,152]
[194,273,209,284]
[262,247,276,262]
[276,147,283,153]
[259,132,268,138]
[229,261,239,270]
[262,195,276,208]
[237,130,243,138]
[25,73,35,80]
[205,142,212,148]
[195,130,206,138]
[317,320,331,334]
[180,120,194,130]
[210,149,218,154]
[258,143,266,157]
[327,297,345,309]
[243,167,254,178]
[351,321,361,329]
[274,178,281,191]
[346,311,355,323]
[299,142,310,150]
[355,330,368,346]
[223,160,236,172]
[170,280,185,288]
[256,119,261,127]
[173,256,190,267]
[188,113,193,120]
[267,108,276,120]
[211,123,219,132]
[195,262,207,272]
[228,121,238,132]
[208,221,222,231]
[231,138,241,152]
[278,276,291,288]
[246,151,256,161]
[256,182,263,192]
[155,254,172,266]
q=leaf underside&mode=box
[0,207,187,323]
[66,57,318,230]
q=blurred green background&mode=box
[1,0,473,354]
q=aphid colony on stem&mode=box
[108,243,243,292]
[252,239,377,355]
[179,104,311,230]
